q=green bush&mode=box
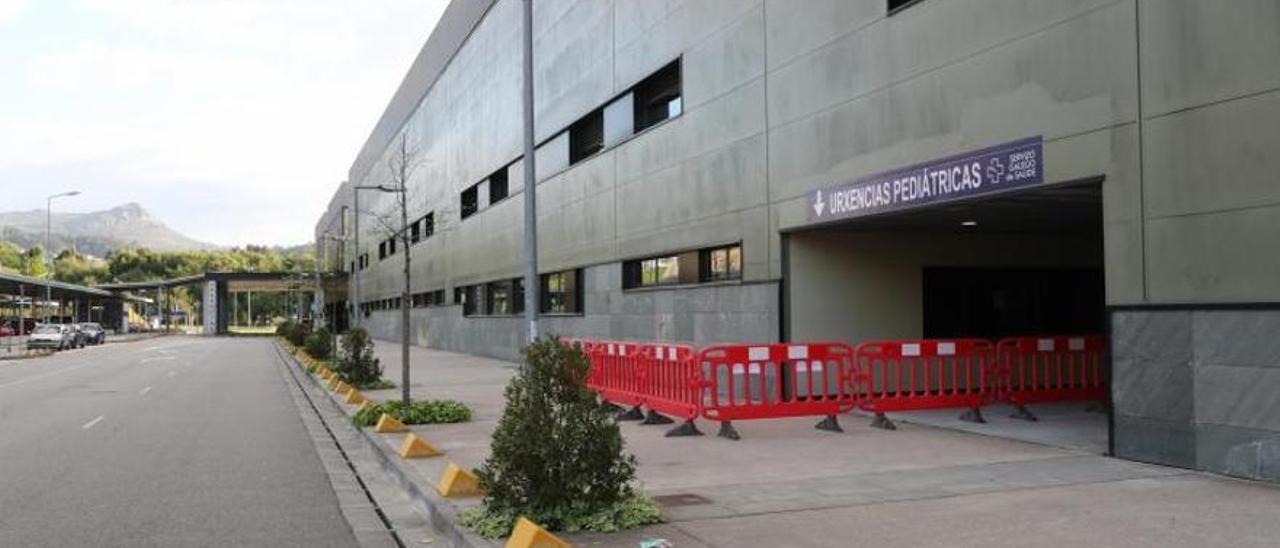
[352,399,472,427]
[277,320,309,347]
[304,328,333,360]
[336,328,382,385]
[462,338,661,538]
[275,320,297,343]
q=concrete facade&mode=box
[315,0,1280,481]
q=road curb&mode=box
[274,341,494,548]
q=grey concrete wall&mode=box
[361,262,777,361]
[1113,309,1280,483]
[789,231,1103,344]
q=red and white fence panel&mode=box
[853,339,995,427]
[698,342,857,438]
[993,335,1107,413]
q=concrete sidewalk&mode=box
[361,339,1280,547]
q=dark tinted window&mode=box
[461,186,478,219]
[634,59,682,132]
[489,168,508,203]
[569,109,604,164]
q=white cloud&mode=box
[0,0,26,24]
[0,0,449,246]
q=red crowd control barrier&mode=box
[636,343,701,420]
[580,340,648,416]
[993,335,1107,420]
[853,339,995,429]
[699,342,857,439]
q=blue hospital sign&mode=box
[808,136,1044,223]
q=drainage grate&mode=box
[654,493,712,507]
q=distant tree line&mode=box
[0,242,316,324]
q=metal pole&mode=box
[352,186,361,329]
[399,186,411,403]
[45,196,52,324]
[521,0,540,343]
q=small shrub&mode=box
[275,321,295,338]
[336,328,383,385]
[305,328,333,360]
[462,337,661,538]
[354,378,396,390]
[352,399,472,427]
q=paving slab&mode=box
[353,338,1280,547]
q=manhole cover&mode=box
[654,493,712,507]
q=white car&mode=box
[28,324,75,351]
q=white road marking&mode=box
[140,356,177,363]
[139,386,152,396]
[82,416,105,430]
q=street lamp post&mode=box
[352,183,411,403]
[45,191,81,323]
[521,0,540,342]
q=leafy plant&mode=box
[304,328,333,360]
[352,399,471,427]
[336,328,383,385]
[354,378,396,390]
[463,338,661,538]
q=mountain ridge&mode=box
[0,203,218,257]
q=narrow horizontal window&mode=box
[701,244,742,282]
[634,59,681,132]
[461,186,478,219]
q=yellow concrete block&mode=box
[374,413,409,433]
[436,462,483,498]
[345,389,366,405]
[359,401,374,413]
[398,433,442,459]
[505,517,571,548]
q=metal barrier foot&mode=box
[814,414,843,433]
[869,413,897,430]
[1010,405,1038,422]
[958,408,987,424]
[665,420,704,437]
[600,401,623,414]
[717,421,741,441]
[642,410,675,425]
[617,406,645,421]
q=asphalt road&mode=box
[0,336,360,547]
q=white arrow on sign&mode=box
[813,190,825,217]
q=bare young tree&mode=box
[363,134,424,404]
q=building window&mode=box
[461,186,479,219]
[410,219,421,243]
[455,287,466,306]
[634,59,681,132]
[378,241,387,260]
[888,0,924,15]
[701,244,742,282]
[489,168,509,204]
[421,212,434,238]
[462,285,483,316]
[624,254,682,289]
[569,109,604,165]
[388,237,397,256]
[486,280,513,316]
[541,269,582,314]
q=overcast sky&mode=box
[0,0,447,247]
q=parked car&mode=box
[27,324,75,350]
[79,323,106,345]
[68,324,87,348]
[0,322,14,337]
